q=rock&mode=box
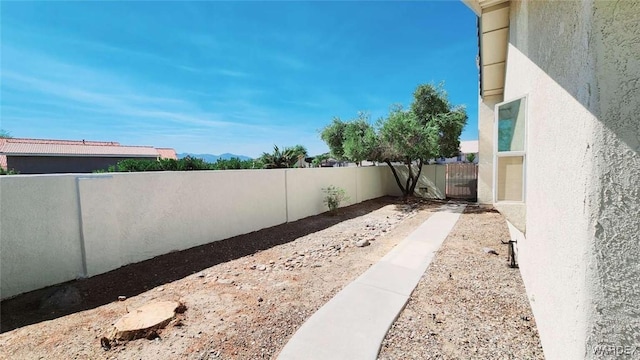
[356,239,370,247]
[257,265,267,271]
[217,278,234,285]
[197,272,206,278]
[113,301,183,341]
[100,337,111,351]
[257,297,264,302]
[483,247,499,255]
[157,287,164,292]
[118,296,127,301]
[39,286,82,310]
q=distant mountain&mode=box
[177,153,252,162]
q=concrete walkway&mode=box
[277,203,466,360]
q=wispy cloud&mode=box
[268,52,307,71]
[0,42,319,156]
[176,64,251,78]
[1,47,267,131]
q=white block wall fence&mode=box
[0,165,445,299]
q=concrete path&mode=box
[277,203,466,360]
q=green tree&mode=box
[378,83,467,198]
[465,153,476,163]
[411,83,467,158]
[342,113,379,166]
[378,105,439,198]
[211,157,261,170]
[311,153,330,167]
[320,118,347,160]
[289,144,308,167]
[318,83,466,198]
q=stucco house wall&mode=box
[484,1,640,359]
[477,94,500,204]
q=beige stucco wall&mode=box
[589,0,640,354]
[499,1,640,359]
[78,170,288,277]
[356,166,389,203]
[477,94,501,204]
[285,167,358,222]
[0,166,408,299]
[0,175,84,299]
[382,164,446,199]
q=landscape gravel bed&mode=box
[378,205,544,360]
[0,197,438,360]
[0,200,543,359]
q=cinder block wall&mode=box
[0,166,445,299]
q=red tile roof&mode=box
[0,142,160,157]
[156,148,178,160]
[0,138,178,169]
[0,138,120,146]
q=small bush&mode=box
[0,168,19,175]
[322,185,349,214]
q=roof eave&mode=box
[0,153,159,158]
[462,0,510,99]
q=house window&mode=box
[494,97,527,202]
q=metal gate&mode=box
[445,163,478,200]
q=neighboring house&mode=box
[156,147,178,160]
[0,138,177,174]
[463,1,639,359]
[434,140,479,164]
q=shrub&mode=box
[0,168,19,175]
[322,185,349,215]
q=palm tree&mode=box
[0,129,12,138]
[261,145,296,169]
[289,144,308,168]
[261,145,309,169]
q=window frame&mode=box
[493,95,528,204]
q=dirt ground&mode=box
[0,198,543,360]
[0,197,441,359]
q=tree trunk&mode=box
[404,158,414,199]
[408,159,424,196]
[385,160,408,197]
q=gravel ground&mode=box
[0,200,543,360]
[378,205,544,360]
[0,197,439,360]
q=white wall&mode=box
[382,164,446,199]
[286,167,358,222]
[77,170,287,277]
[1,166,426,299]
[356,166,388,203]
[589,0,640,354]
[477,95,501,205]
[498,1,640,359]
[0,175,84,299]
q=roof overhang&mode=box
[0,143,160,158]
[0,153,159,158]
[463,0,510,98]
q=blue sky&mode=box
[1,1,478,158]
